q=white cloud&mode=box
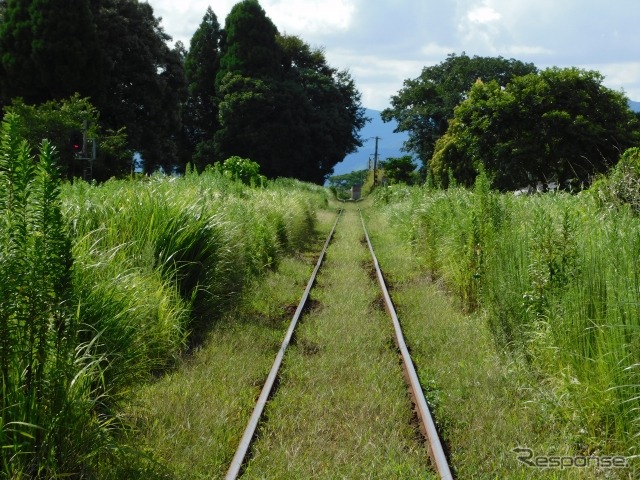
[421,42,456,58]
[467,6,501,24]
[266,0,356,34]
[324,50,426,110]
[506,45,554,56]
[578,61,640,101]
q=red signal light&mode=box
[70,130,84,154]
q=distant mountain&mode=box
[630,100,640,112]
[331,109,409,176]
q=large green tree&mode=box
[431,68,640,190]
[381,53,537,169]
[216,0,281,83]
[0,0,187,175]
[214,1,366,183]
[91,0,186,174]
[213,0,281,175]
[380,156,417,185]
[0,0,102,104]
[183,7,222,169]
[275,34,367,182]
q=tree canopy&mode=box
[4,95,130,181]
[381,53,537,168]
[0,0,102,104]
[213,1,367,183]
[183,7,222,169]
[430,68,640,190]
[379,156,418,185]
[91,0,187,174]
[0,0,367,182]
[0,0,188,176]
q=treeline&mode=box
[0,0,367,182]
[383,53,640,190]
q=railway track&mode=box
[225,207,453,479]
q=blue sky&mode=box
[147,0,640,111]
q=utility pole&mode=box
[372,136,380,187]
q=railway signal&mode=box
[70,129,84,154]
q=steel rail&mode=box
[225,208,343,480]
[359,209,454,480]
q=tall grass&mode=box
[1,110,328,477]
[376,177,640,458]
[0,113,117,477]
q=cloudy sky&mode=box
[146,0,640,111]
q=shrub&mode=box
[592,147,640,213]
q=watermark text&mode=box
[513,447,628,469]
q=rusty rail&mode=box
[225,208,343,480]
[360,209,453,480]
[226,207,452,479]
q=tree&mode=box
[214,2,366,183]
[216,0,281,83]
[327,169,368,190]
[431,68,640,190]
[0,0,102,104]
[183,7,222,169]
[380,156,417,184]
[0,0,187,175]
[381,53,537,169]
[4,94,130,180]
[275,38,367,182]
[213,0,282,175]
[90,0,187,174]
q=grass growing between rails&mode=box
[242,202,433,479]
[129,203,435,478]
[375,178,640,477]
[124,208,337,479]
[1,115,329,480]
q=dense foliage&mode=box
[0,0,366,182]
[327,169,368,190]
[0,114,92,477]
[592,146,640,213]
[0,0,101,103]
[182,7,222,169]
[379,155,418,185]
[0,113,329,476]
[4,95,130,180]
[381,53,537,168]
[431,68,640,190]
[0,0,186,175]
[92,0,187,174]
[214,0,367,182]
[376,167,640,462]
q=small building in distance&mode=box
[351,184,362,200]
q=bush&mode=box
[215,156,266,186]
[595,147,640,213]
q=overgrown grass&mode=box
[0,113,117,477]
[365,202,601,478]
[242,204,433,478]
[128,204,436,478]
[1,113,329,478]
[125,209,336,479]
[375,177,640,473]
